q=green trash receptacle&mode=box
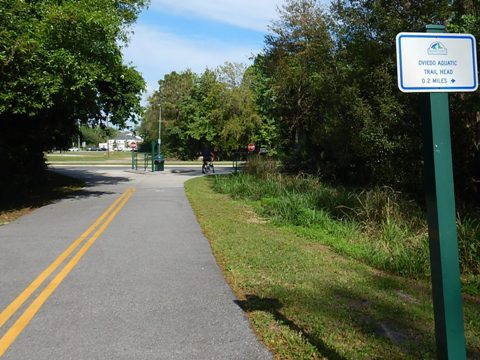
[154,155,165,171]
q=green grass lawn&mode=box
[185,176,480,359]
[45,152,235,166]
[45,151,133,163]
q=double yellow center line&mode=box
[0,187,135,357]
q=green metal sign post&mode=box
[151,141,156,172]
[422,90,466,359]
[396,23,478,358]
[421,25,466,359]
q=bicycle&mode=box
[202,160,215,174]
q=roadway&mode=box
[0,166,270,359]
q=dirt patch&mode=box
[244,209,268,224]
[395,289,420,304]
[0,208,33,226]
[464,293,480,304]
[302,242,331,253]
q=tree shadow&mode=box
[237,268,479,358]
[234,265,455,358]
[0,168,130,214]
[235,295,347,360]
[168,167,235,177]
[50,168,132,187]
[332,271,477,359]
[306,267,439,356]
[281,270,441,358]
[54,189,117,201]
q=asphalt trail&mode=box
[0,167,270,359]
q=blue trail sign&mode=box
[396,32,477,92]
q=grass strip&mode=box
[213,170,480,296]
[185,176,480,359]
[45,153,236,166]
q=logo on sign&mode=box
[428,42,448,55]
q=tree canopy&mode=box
[140,64,278,159]
[0,0,147,198]
[250,0,480,203]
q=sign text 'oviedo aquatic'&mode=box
[396,32,478,93]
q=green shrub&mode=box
[244,156,279,179]
[260,194,329,227]
[457,215,480,274]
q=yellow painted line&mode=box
[0,188,135,357]
[0,187,133,329]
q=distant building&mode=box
[103,131,142,151]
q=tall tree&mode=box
[219,66,278,153]
[140,70,197,156]
[255,0,466,191]
[0,0,147,199]
[447,1,480,202]
[141,65,278,159]
[255,0,336,171]
[330,0,451,187]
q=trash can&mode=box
[154,155,165,171]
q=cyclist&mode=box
[202,146,214,174]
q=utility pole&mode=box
[158,102,162,155]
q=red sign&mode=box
[248,143,255,152]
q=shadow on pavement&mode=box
[168,167,234,177]
[43,168,132,202]
[126,167,233,177]
[1,168,129,216]
[57,189,117,201]
[50,168,132,187]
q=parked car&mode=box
[68,147,79,152]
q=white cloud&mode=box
[149,0,286,32]
[122,24,261,101]
[123,1,332,104]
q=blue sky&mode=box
[122,0,289,101]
